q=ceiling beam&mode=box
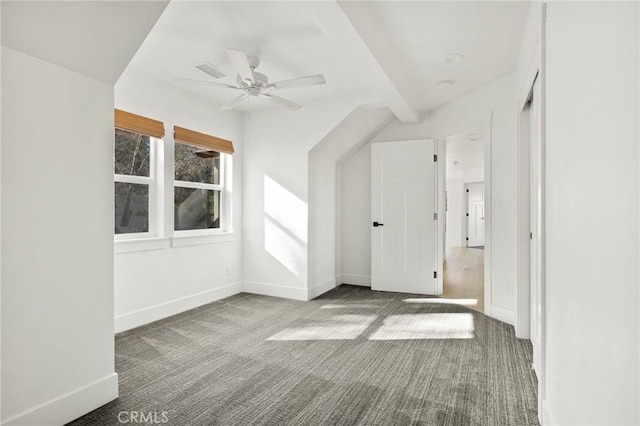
[309,2,420,124]
[335,1,420,124]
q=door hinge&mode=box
[433,154,438,162]
[530,232,533,240]
[433,213,438,220]
[433,271,437,279]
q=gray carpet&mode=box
[68,285,538,425]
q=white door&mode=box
[371,139,437,295]
[466,182,485,247]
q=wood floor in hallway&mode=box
[443,246,485,313]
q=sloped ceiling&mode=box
[338,1,530,111]
[127,1,416,120]
[446,127,484,176]
[1,1,169,84]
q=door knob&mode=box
[373,221,384,227]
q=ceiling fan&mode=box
[174,49,326,111]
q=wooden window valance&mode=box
[174,126,234,155]
[114,109,164,138]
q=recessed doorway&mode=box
[442,126,485,313]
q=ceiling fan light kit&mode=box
[174,48,326,111]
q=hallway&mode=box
[443,246,485,313]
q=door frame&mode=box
[464,181,485,248]
[516,13,546,423]
[435,113,492,317]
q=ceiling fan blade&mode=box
[261,93,302,111]
[195,62,226,79]
[226,49,254,82]
[172,77,239,89]
[220,93,249,110]
[268,74,326,90]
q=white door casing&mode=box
[371,139,437,295]
[530,76,542,376]
[466,182,485,247]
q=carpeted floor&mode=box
[68,285,538,426]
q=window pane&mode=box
[174,188,220,230]
[174,143,220,184]
[115,182,149,234]
[115,129,150,176]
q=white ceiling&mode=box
[446,127,484,177]
[1,1,169,84]
[128,1,395,112]
[128,1,530,116]
[339,1,531,112]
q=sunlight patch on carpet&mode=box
[266,314,377,340]
[368,313,475,340]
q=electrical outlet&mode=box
[226,265,232,276]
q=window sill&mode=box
[171,232,234,248]
[114,233,234,253]
[114,237,169,254]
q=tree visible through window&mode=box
[114,129,153,235]
[174,143,222,231]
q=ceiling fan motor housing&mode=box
[247,55,260,69]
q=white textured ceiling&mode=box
[128,1,530,116]
[128,1,396,113]
[1,1,169,84]
[339,1,530,112]
[446,127,484,176]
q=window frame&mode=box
[114,134,160,240]
[173,143,229,236]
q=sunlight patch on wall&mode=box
[264,217,306,277]
[368,313,474,340]
[266,314,377,341]
[263,175,308,277]
[264,175,307,242]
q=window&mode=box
[174,144,222,231]
[113,112,234,243]
[173,126,234,233]
[114,110,164,239]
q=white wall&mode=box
[543,3,639,424]
[242,99,358,300]
[430,74,517,322]
[340,143,373,286]
[1,47,117,425]
[340,73,517,323]
[309,107,393,296]
[113,68,243,332]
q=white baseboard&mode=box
[242,281,307,301]
[308,277,337,300]
[542,399,556,425]
[115,282,242,333]
[490,304,515,326]
[3,373,118,426]
[340,273,371,287]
